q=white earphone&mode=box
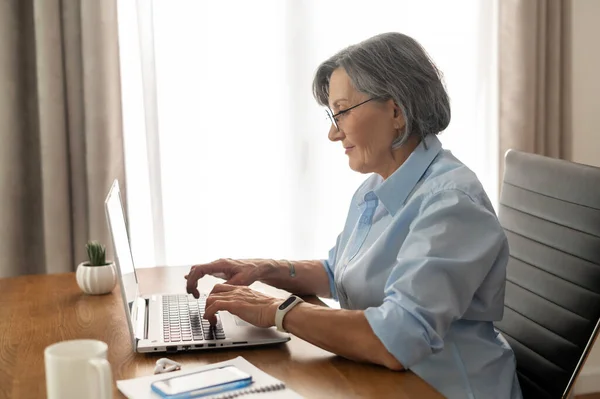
[154,357,182,374]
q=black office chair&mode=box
[495,150,600,398]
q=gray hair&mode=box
[312,32,451,149]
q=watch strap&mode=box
[275,295,304,332]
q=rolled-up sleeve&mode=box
[364,189,506,368]
[321,233,342,300]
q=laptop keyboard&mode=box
[162,294,226,342]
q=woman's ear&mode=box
[392,101,406,130]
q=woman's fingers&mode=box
[185,261,231,298]
[210,283,238,294]
[203,287,279,328]
[203,299,236,324]
[225,273,251,286]
[205,289,235,310]
[185,267,201,298]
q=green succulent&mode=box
[85,241,109,266]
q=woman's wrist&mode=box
[256,259,329,296]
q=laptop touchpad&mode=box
[233,316,254,327]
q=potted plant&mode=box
[75,241,117,295]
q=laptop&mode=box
[104,180,290,353]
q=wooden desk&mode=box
[0,266,443,399]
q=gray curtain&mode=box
[499,0,569,180]
[0,0,126,277]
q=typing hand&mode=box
[203,284,282,328]
[185,258,263,299]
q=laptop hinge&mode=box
[134,297,147,341]
[144,298,149,340]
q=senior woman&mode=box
[185,32,522,399]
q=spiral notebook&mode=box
[117,356,303,399]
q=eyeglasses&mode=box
[325,98,375,131]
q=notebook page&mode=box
[117,356,303,399]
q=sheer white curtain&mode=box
[116,0,498,268]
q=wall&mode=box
[567,0,600,395]
[567,0,600,168]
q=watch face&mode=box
[279,296,297,310]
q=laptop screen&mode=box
[105,180,139,317]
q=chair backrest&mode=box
[495,150,600,398]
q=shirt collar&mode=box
[363,134,442,216]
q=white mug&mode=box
[44,339,112,399]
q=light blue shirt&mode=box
[322,134,522,399]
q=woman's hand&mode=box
[185,258,264,299]
[203,284,282,328]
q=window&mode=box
[117,0,498,268]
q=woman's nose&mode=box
[328,124,344,142]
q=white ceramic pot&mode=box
[76,262,117,295]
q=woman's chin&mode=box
[348,160,368,174]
